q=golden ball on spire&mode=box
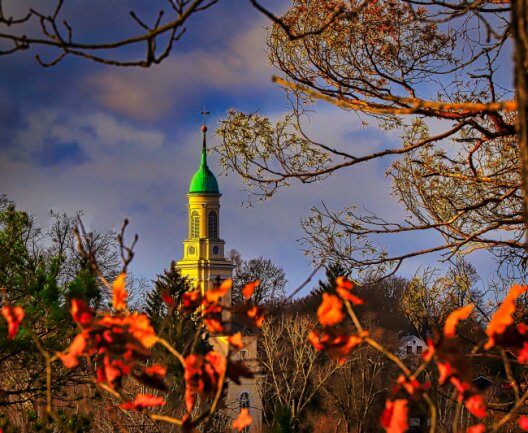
[201,125,208,133]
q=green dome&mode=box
[189,128,220,194]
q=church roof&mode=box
[189,126,220,194]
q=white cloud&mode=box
[84,22,275,120]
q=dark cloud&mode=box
[31,139,90,166]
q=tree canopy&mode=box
[215,0,527,279]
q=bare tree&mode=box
[0,0,220,67]
[324,344,389,433]
[227,249,286,305]
[257,313,338,430]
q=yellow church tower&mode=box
[176,124,234,301]
[176,123,263,433]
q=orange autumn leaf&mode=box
[97,313,157,348]
[58,332,88,368]
[102,355,121,385]
[112,273,128,311]
[247,306,265,328]
[206,278,232,303]
[465,394,488,418]
[467,424,486,433]
[242,280,260,300]
[184,351,226,413]
[450,377,471,396]
[336,276,364,305]
[228,332,244,350]
[144,365,167,377]
[120,394,166,410]
[182,290,202,314]
[308,329,365,363]
[520,416,528,431]
[232,408,252,431]
[336,276,353,290]
[1,306,24,340]
[380,399,408,433]
[317,293,344,326]
[444,304,474,338]
[485,284,528,349]
[437,361,454,384]
[204,318,224,333]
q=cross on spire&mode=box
[200,108,211,127]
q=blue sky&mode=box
[0,0,502,294]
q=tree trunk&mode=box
[512,0,528,248]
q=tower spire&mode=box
[200,108,211,168]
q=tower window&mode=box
[191,211,199,238]
[239,392,251,432]
[239,391,250,410]
[208,211,218,239]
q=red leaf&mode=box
[232,408,252,431]
[465,395,487,418]
[518,342,528,364]
[437,361,454,385]
[144,364,167,377]
[242,280,260,300]
[380,399,408,433]
[1,306,24,340]
[520,416,528,431]
[308,329,365,363]
[317,293,344,326]
[396,375,430,398]
[120,394,166,410]
[336,276,353,290]
[184,351,226,413]
[71,299,92,326]
[485,285,528,349]
[181,290,202,314]
[161,291,176,308]
[112,273,128,311]
[444,304,473,338]
[421,338,435,362]
[450,377,471,396]
[336,276,363,305]
[247,306,265,328]
[103,355,121,385]
[467,424,486,433]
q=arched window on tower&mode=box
[208,211,218,239]
[191,211,199,238]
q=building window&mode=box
[239,392,251,432]
[406,346,413,354]
[191,211,199,238]
[239,391,250,410]
[208,211,218,239]
[416,346,423,354]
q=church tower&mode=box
[176,125,234,301]
[176,123,263,433]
